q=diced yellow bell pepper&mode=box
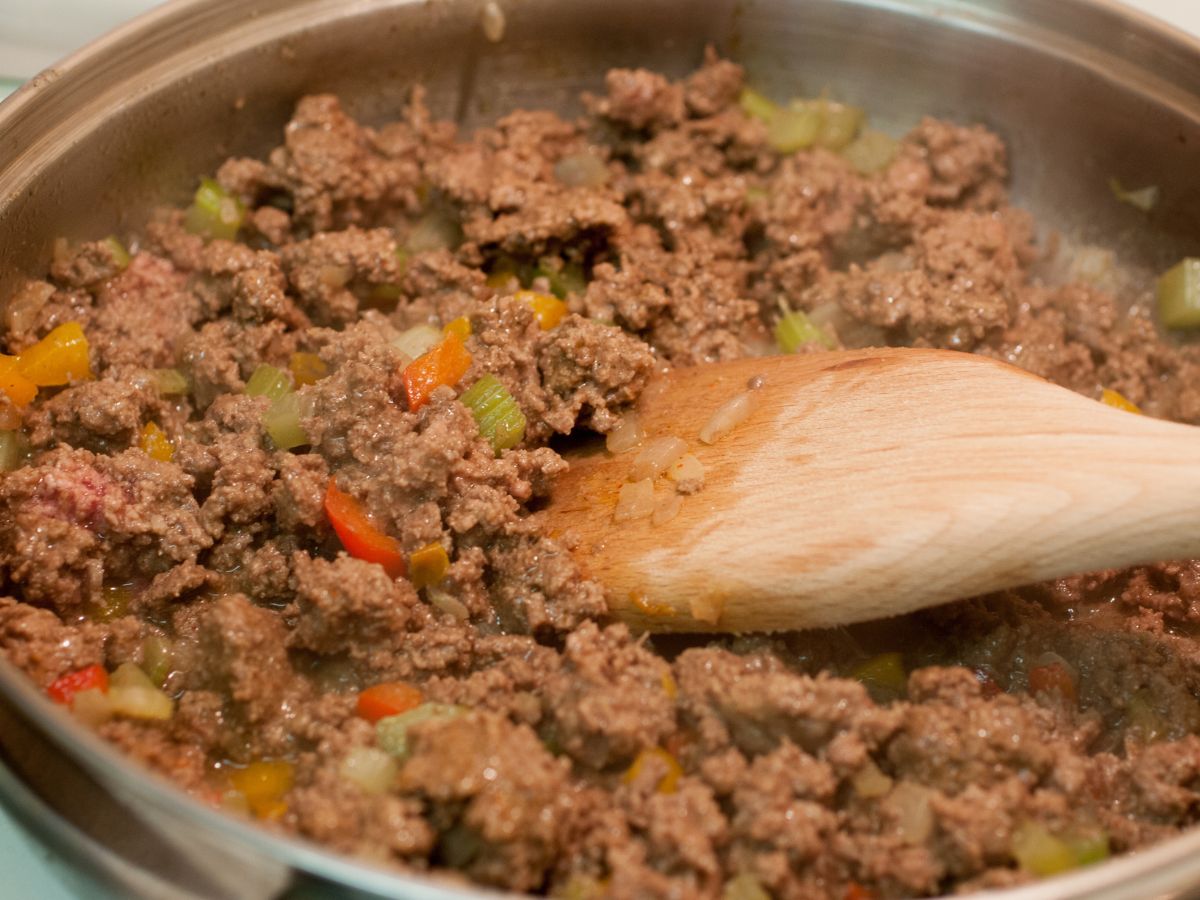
[228,759,294,820]
[1100,388,1141,414]
[443,316,472,340]
[409,542,450,589]
[288,352,327,387]
[17,321,92,386]
[515,290,567,330]
[139,422,174,462]
[0,356,38,407]
[622,747,683,794]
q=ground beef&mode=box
[4,52,1200,900]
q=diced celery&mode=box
[244,364,291,402]
[376,703,466,758]
[767,103,822,153]
[739,87,779,122]
[0,429,28,472]
[263,392,314,451]
[460,374,526,453]
[842,130,899,174]
[1011,822,1078,877]
[184,178,245,241]
[816,100,865,150]
[141,635,174,687]
[1066,829,1110,867]
[775,304,835,352]
[150,368,189,395]
[536,261,587,300]
[1157,258,1200,329]
[104,236,131,270]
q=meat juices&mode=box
[4,52,1200,898]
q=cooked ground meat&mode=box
[4,52,1200,899]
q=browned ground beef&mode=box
[5,52,1200,899]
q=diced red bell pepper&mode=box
[323,479,406,578]
[1029,662,1077,705]
[401,334,471,412]
[47,664,108,705]
[356,681,424,723]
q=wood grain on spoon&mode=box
[542,347,1200,633]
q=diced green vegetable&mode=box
[1011,822,1076,877]
[391,324,443,362]
[460,374,526,453]
[104,236,131,270]
[1066,829,1110,867]
[141,635,174,687]
[536,261,587,299]
[184,177,245,241]
[775,303,835,353]
[738,87,779,122]
[767,102,823,153]
[150,368,189,395]
[850,652,907,698]
[842,130,899,174]
[91,585,131,622]
[0,429,28,473]
[263,392,314,451]
[244,364,291,402]
[816,100,865,150]
[1156,258,1200,329]
[376,703,466,758]
[1108,177,1159,212]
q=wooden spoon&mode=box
[542,347,1200,633]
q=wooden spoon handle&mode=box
[549,349,1200,632]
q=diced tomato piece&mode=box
[356,682,424,723]
[401,334,472,412]
[323,479,406,578]
[1029,661,1077,705]
[47,664,108,705]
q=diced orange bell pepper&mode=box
[17,321,92,386]
[409,542,450,589]
[356,681,424,723]
[139,422,175,462]
[514,290,568,330]
[401,334,472,412]
[47,664,108,705]
[323,479,406,578]
[228,760,294,820]
[845,883,878,900]
[0,356,37,407]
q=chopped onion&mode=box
[851,760,893,799]
[554,152,609,188]
[264,391,314,451]
[841,130,898,175]
[722,873,771,900]
[71,688,114,727]
[666,453,705,492]
[605,413,645,454]
[244,364,291,402]
[107,663,174,721]
[699,392,756,445]
[376,703,466,758]
[1108,177,1159,213]
[150,368,190,395]
[406,210,462,254]
[317,264,351,289]
[340,746,398,795]
[0,430,28,473]
[427,587,470,622]
[391,324,443,362]
[885,781,934,844]
[614,478,655,523]
[629,436,687,481]
[5,280,54,335]
[480,0,506,42]
[652,492,683,526]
